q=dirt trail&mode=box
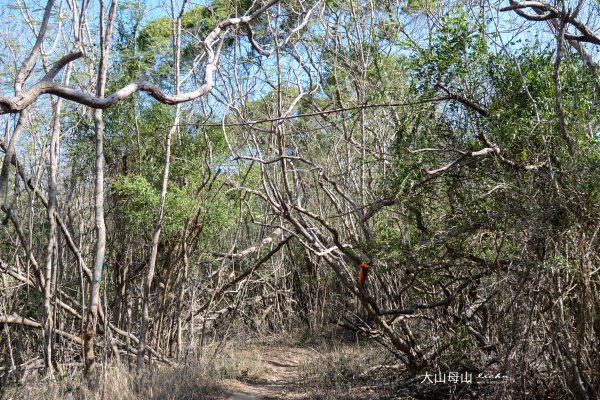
[223,347,315,400]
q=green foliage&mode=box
[111,175,160,232]
[406,0,440,12]
[138,0,254,65]
[411,7,488,89]
[64,110,96,180]
[138,15,171,52]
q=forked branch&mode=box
[0,0,280,115]
[500,1,600,45]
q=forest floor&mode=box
[222,347,314,399]
[2,334,394,400]
[211,334,393,400]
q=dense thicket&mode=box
[1,0,599,398]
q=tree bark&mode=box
[84,0,118,379]
[136,2,183,371]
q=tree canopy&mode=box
[1,0,599,398]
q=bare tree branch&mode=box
[500,0,600,45]
[0,1,280,115]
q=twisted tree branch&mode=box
[0,0,280,115]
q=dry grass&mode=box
[2,343,276,400]
[2,334,399,400]
[208,346,270,381]
[296,342,397,399]
[2,360,225,400]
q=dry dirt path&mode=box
[222,347,316,400]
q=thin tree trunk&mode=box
[84,0,118,379]
[0,0,55,199]
[176,226,190,359]
[43,46,75,375]
[137,4,182,370]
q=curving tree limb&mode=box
[500,1,600,45]
[0,0,280,116]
